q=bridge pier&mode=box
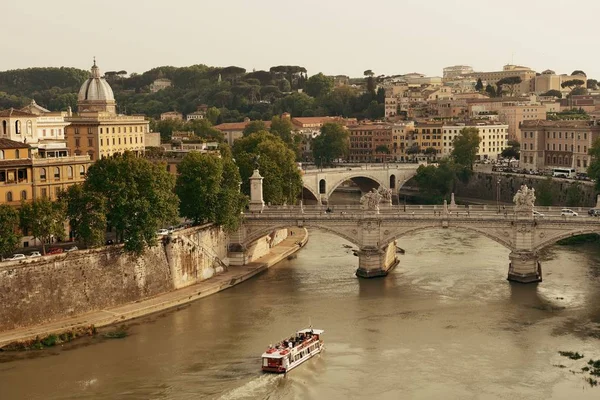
[356,242,399,279]
[508,251,542,284]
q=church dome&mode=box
[77,60,115,102]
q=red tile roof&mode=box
[0,138,31,149]
[214,121,271,131]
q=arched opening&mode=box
[54,167,60,180]
[79,165,86,177]
[21,190,27,200]
[26,120,32,135]
[6,191,13,202]
[389,174,396,189]
[40,168,46,180]
[1,120,6,135]
[328,176,383,204]
[299,186,319,205]
[319,179,326,194]
[15,120,21,134]
[67,166,73,179]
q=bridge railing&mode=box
[302,164,420,174]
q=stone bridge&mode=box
[230,170,600,283]
[301,164,420,204]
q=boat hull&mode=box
[262,344,324,374]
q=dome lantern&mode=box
[77,59,116,114]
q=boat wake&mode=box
[218,374,282,400]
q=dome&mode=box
[78,61,115,102]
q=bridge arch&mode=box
[242,222,361,249]
[380,224,516,252]
[325,173,387,199]
[533,227,600,252]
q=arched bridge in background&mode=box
[301,164,421,204]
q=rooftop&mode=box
[521,120,597,128]
[0,138,31,149]
[0,108,37,118]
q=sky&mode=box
[3,0,599,79]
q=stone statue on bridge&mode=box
[360,189,383,211]
[513,185,536,211]
[377,186,393,205]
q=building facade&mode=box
[442,122,509,160]
[497,102,546,142]
[520,120,600,173]
[65,61,148,161]
[0,139,32,206]
[348,124,393,163]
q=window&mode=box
[75,127,79,134]
[15,149,20,159]
[118,138,121,145]
[21,190,27,200]
[79,166,85,177]
[584,133,587,140]
[112,127,115,133]
[88,127,92,134]
[43,129,46,137]
[100,128,103,134]
[54,167,60,179]
[1,120,6,135]
[40,168,46,181]
[101,139,103,146]
[6,192,13,202]
[88,138,93,146]
[0,150,3,160]
[67,166,73,179]
[112,138,115,145]
[41,188,47,198]
[584,159,588,168]
[15,120,21,134]
[129,137,132,144]
[75,138,80,147]
[26,120,32,135]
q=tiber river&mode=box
[1,197,600,399]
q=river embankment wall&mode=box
[0,224,287,332]
[407,172,597,206]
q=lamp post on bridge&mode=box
[496,178,501,213]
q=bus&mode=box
[552,168,576,178]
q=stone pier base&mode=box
[507,251,542,283]
[356,242,399,279]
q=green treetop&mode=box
[0,204,20,257]
[312,122,349,167]
[451,127,481,170]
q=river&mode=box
[1,227,600,399]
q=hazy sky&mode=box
[3,0,599,78]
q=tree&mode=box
[475,78,484,92]
[19,198,66,255]
[406,143,420,161]
[233,131,302,205]
[0,204,20,257]
[485,84,497,97]
[497,76,522,96]
[215,156,247,232]
[587,138,600,191]
[501,140,520,160]
[205,107,221,125]
[586,79,598,90]
[561,79,585,89]
[413,159,457,202]
[243,120,267,136]
[568,87,588,97]
[571,70,586,77]
[423,147,437,160]
[541,89,562,99]
[60,185,107,248]
[176,153,223,224]
[312,122,349,166]
[270,115,294,145]
[84,153,179,254]
[364,70,376,93]
[536,177,555,206]
[451,128,481,170]
[305,73,334,98]
[565,184,583,207]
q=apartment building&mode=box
[413,122,444,158]
[469,64,537,95]
[520,120,600,173]
[497,102,546,142]
[441,122,509,160]
[0,139,32,206]
[391,122,415,161]
[348,124,393,163]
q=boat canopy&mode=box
[297,328,324,335]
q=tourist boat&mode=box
[261,328,325,373]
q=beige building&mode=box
[65,61,148,161]
[497,102,547,142]
[150,78,172,93]
[469,65,537,95]
[160,111,183,121]
[0,139,33,206]
[391,121,415,161]
[520,120,600,173]
[443,65,474,81]
[534,70,587,95]
[442,122,509,160]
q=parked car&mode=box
[533,211,545,218]
[7,254,26,261]
[156,229,169,236]
[29,251,42,258]
[561,208,579,217]
[65,246,78,252]
[588,208,600,216]
[47,248,64,255]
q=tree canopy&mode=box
[451,127,481,170]
[312,122,349,166]
[19,198,66,255]
[83,153,179,254]
[305,73,334,98]
[233,131,302,205]
[0,204,20,257]
[541,89,562,98]
[587,138,600,191]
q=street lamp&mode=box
[496,178,501,213]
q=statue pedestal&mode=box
[249,169,264,213]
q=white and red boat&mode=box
[261,328,325,373]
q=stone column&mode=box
[508,251,542,283]
[355,243,398,278]
[596,194,600,209]
[249,169,265,213]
